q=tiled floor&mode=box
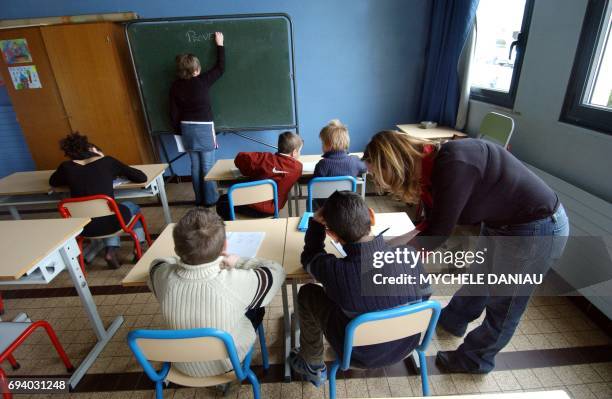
[1,181,611,398]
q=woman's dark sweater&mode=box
[169,45,225,133]
[49,157,147,237]
[417,139,558,249]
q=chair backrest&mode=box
[127,328,250,381]
[307,176,357,212]
[227,179,279,220]
[58,194,118,219]
[341,300,441,369]
[479,112,514,149]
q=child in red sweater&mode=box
[216,131,303,220]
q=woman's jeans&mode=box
[103,201,145,248]
[438,204,569,372]
[180,122,219,206]
[188,150,219,206]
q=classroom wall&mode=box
[0,86,35,177]
[466,0,612,203]
[0,0,431,175]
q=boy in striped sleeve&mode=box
[148,208,286,377]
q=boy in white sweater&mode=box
[148,208,286,377]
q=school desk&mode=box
[121,218,287,287]
[0,164,172,225]
[397,123,468,141]
[0,218,123,389]
[204,153,366,215]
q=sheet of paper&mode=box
[230,167,243,178]
[113,177,131,188]
[174,135,186,153]
[301,161,317,173]
[329,239,347,257]
[226,232,265,258]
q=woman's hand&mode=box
[313,208,326,225]
[215,32,224,46]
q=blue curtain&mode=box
[418,0,479,127]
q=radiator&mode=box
[526,163,612,319]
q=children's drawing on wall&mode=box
[8,65,42,90]
[0,39,33,64]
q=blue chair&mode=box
[306,176,357,212]
[328,300,441,398]
[227,179,279,220]
[127,324,270,399]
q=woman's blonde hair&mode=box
[363,130,436,204]
[320,119,349,151]
[175,53,201,80]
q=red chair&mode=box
[58,195,152,272]
[1,320,74,399]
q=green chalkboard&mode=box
[126,15,296,134]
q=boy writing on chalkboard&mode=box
[216,131,303,220]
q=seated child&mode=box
[289,191,429,386]
[49,132,147,268]
[314,119,366,178]
[148,208,286,377]
[216,131,303,220]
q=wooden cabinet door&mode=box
[0,28,72,169]
[41,22,143,164]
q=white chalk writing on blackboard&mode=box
[186,30,214,43]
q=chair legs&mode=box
[245,369,261,399]
[256,324,269,371]
[0,321,74,373]
[0,367,10,399]
[154,380,164,399]
[328,360,340,399]
[418,350,430,396]
[0,293,4,316]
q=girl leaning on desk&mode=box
[49,132,148,269]
[362,131,569,374]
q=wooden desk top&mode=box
[283,212,415,278]
[204,153,364,182]
[122,218,288,287]
[397,124,468,140]
[0,163,168,196]
[0,218,90,281]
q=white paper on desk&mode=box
[174,135,186,153]
[330,240,347,257]
[226,232,265,258]
[113,177,130,188]
[301,161,317,173]
[371,224,413,237]
[230,167,243,178]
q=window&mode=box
[470,0,535,108]
[561,0,612,134]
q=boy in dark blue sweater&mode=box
[289,191,428,387]
[313,120,367,178]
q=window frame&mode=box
[560,0,612,135]
[470,0,535,108]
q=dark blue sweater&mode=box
[301,218,428,368]
[313,151,367,178]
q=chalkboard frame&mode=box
[124,13,299,167]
